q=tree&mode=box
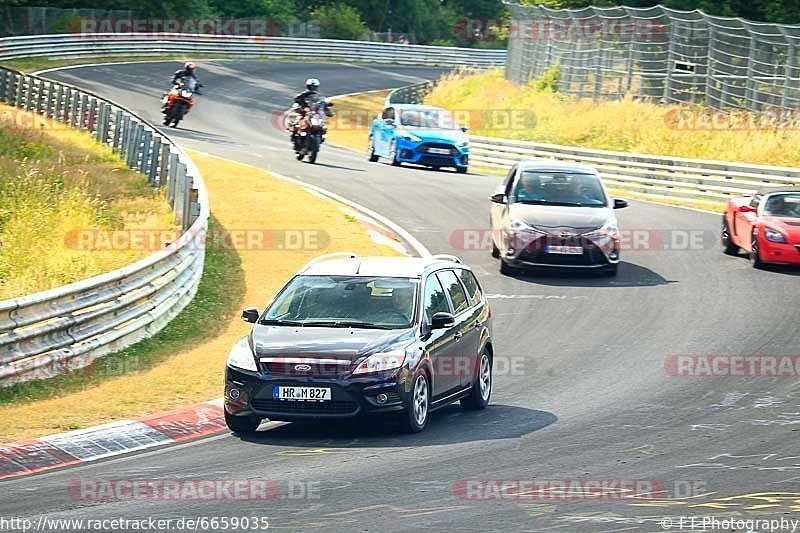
[313,3,368,40]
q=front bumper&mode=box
[396,139,469,168]
[758,239,800,265]
[502,229,619,269]
[224,365,410,421]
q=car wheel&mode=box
[491,240,500,259]
[461,349,491,410]
[224,411,261,434]
[750,229,764,269]
[721,215,739,255]
[499,259,516,276]
[367,136,379,162]
[389,140,401,167]
[456,166,468,174]
[400,373,429,433]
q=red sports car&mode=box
[722,187,800,267]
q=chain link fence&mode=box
[505,2,800,113]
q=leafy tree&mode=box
[313,3,368,40]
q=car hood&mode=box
[762,216,800,241]
[510,204,613,233]
[250,324,415,361]
[400,128,467,144]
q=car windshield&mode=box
[262,275,418,329]
[399,109,460,130]
[514,171,608,207]
[763,193,800,218]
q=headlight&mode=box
[399,132,421,142]
[584,220,619,239]
[227,336,257,371]
[352,351,406,375]
[310,117,322,126]
[764,227,787,243]
[509,217,541,232]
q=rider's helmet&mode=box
[184,62,196,73]
[305,78,320,91]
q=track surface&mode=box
[4,61,799,532]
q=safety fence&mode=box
[504,2,800,113]
[0,33,507,68]
[0,66,208,386]
[387,82,799,207]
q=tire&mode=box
[721,215,739,255]
[491,240,500,259]
[750,229,764,269]
[499,259,516,276]
[389,140,401,167]
[460,349,491,410]
[225,411,261,434]
[307,135,320,164]
[367,136,379,162]
[400,373,429,433]
[456,166,468,174]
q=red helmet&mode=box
[184,62,196,72]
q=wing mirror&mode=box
[613,198,628,209]
[461,126,468,132]
[241,307,260,323]
[384,118,396,127]
[739,204,756,213]
[489,192,507,204]
[430,312,455,330]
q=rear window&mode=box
[458,269,482,307]
[437,270,469,315]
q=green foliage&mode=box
[313,3,369,40]
[532,62,560,93]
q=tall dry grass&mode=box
[0,107,173,299]
[427,68,800,167]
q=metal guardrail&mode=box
[0,66,208,386]
[387,83,797,205]
[0,33,507,68]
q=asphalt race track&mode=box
[5,61,799,532]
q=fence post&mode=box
[149,136,162,186]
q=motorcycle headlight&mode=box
[180,90,192,98]
[764,227,787,243]
[584,220,619,240]
[352,351,406,375]
[310,117,322,126]
[227,336,257,372]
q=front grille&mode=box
[417,142,459,156]
[251,399,359,414]
[260,361,349,378]
[418,155,457,167]
[519,236,608,267]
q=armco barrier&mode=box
[0,33,506,68]
[388,83,799,206]
[0,66,209,386]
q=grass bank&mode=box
[427,68,800,168]
[0,151,401,442]
[0,103,172,299]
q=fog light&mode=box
[506,248,515,256]
[228,388,240,400]
[609,251,619,260]
[376,393,388,404]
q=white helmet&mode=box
[305,78,320,91]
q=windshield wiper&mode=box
[518,199,585,207]
[259,318,304,326]
[301,320,390,329]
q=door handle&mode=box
[454,331,463,341]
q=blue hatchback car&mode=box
[368,104,469,173]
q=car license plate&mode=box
[427,148,450,154]
[546,245,583,255]
[272,386,331,402]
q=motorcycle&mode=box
[162,77,201,128]
[288,97,334,164]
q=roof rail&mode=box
[429,254,462,264]
[299,252,359,272]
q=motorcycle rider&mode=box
[289,78,333,148]
[163,62,202,114]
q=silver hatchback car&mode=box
[489,161,628,276]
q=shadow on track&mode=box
[500,261,673,288]
[236,405,556,447]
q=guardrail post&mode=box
[14,75,24,108]
[187,187,201,230]
[24,77,34,111]
[139,129,152,174]
[158,143,171,188]
[119,115,131,157]
[112,109,123,151]
[87,98,98,132]
[126,122,142,167]
[54,84,64,121]
[44,82,55,117]
[96,103,109,143]
[77,93,89,128]
[173,163,187,225]
[166,151,179,204]
[149,136,162,186]
[182,176,194,230]
[0,70,8,101]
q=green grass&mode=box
[0,215,245,406]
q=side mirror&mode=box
[241,307,260,323]
[431,312,455,330]
[461,126,468,132]
[384,118,396,127]
[613,198,628,209]
[489,192,507,204]
[739,204,756,213]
